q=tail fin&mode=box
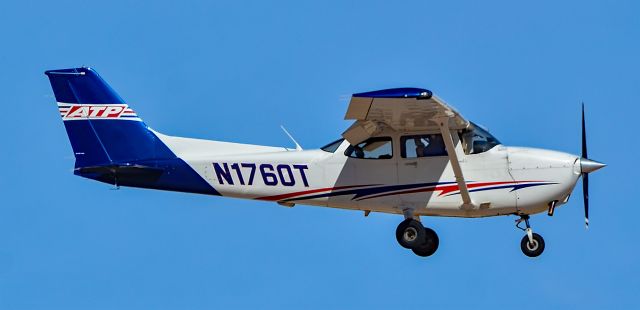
[45,67,174,168]
[45,67,218,195]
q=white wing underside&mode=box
[342,95,469,145]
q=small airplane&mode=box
[45,67,605,258]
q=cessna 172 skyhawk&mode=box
[45,67,605,258]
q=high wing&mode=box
[342,88,469,145]
[342,88,475,208]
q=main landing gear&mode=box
[516,215,545,257]
[396,218,439,257]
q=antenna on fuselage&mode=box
[280,125,303,151]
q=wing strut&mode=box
[435,116,474,209]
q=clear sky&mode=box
[0,0,638,309]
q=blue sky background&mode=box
[0,0,638,309]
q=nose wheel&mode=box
[396,219,439,257]
[516,215,545,257]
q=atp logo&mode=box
[65,105,125,118]
[58,104,139,120]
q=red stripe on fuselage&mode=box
[256,184,376,201]
[357,181,544,201]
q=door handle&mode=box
[404,161,417,167]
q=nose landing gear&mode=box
[396,218,439,257]
[516,215,545,257]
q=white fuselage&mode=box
[154,129,581,218]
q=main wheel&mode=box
[412,227,439,257]
[395,219,426,249]
[520,233,545,257]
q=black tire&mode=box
[520,233,545,257]
[395,219,426,249]
[412,227,439,257]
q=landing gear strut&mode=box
[516,215,545,257]
[396,218,439,257]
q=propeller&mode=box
[580,103,606,229]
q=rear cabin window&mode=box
[401,134,447,158]
[344,137,393,159]
[321,138,344,153]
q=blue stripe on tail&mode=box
[45,67,219,195]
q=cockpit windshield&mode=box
[321,138,345,153]
[460,122,501,154]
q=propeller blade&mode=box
[583,172,589,228]
[581,103,589,228]
[582,103,587,159]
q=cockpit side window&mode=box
[460,123,501,154]
[321,138,345,153]
[344,137,393,159]
[401,134,447,158]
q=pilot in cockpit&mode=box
[414,135,447,157]
[414,138,426,157]
[423,134,445,156]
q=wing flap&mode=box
[342,121,382,145]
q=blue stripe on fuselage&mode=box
[67,119,219,196]
[281,182,457,202]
